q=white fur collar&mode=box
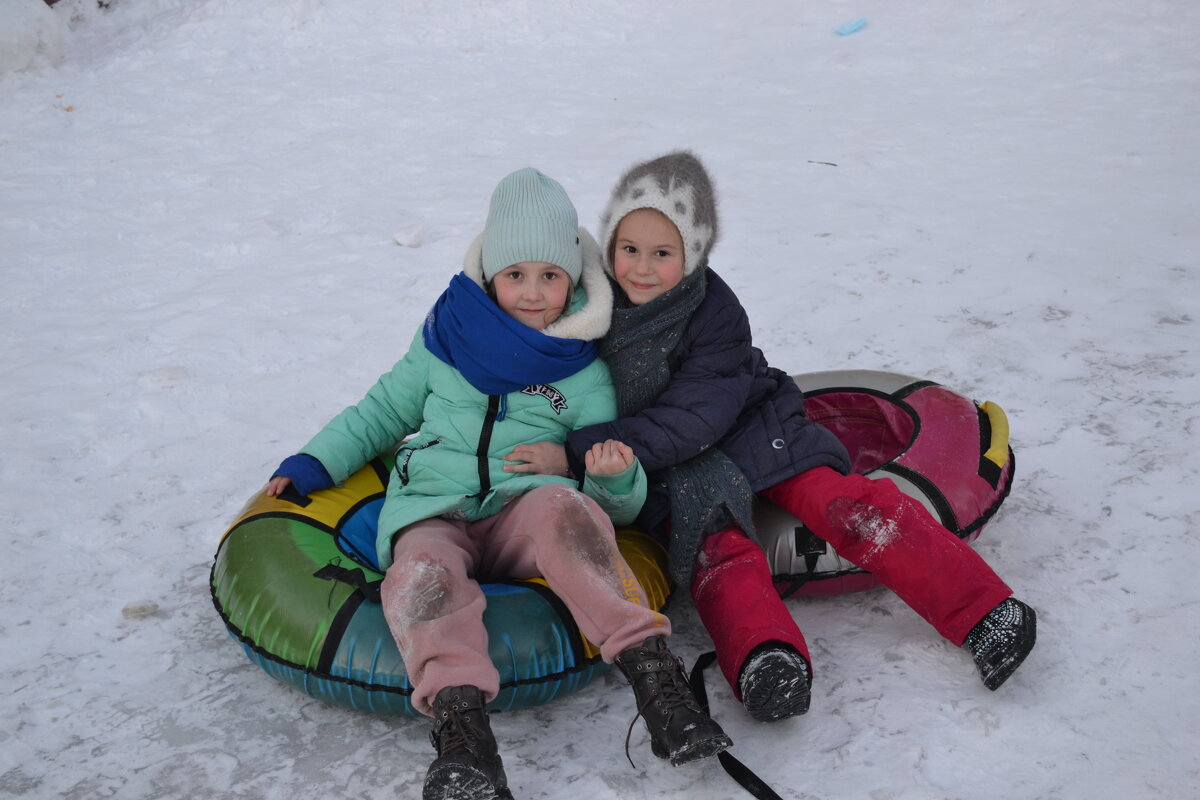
[461,227,612,342]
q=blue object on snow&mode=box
[835,18,868,36]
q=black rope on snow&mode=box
[688,652,786,800]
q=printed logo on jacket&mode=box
[521,384,568,414]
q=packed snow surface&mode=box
[2,0,1198,797]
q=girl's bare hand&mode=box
[584,440,635,476]
[266,476,292,497]
[502,442,570,476]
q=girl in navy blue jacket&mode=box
[505,152,1037,722]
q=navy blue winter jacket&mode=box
[566,269,852,532]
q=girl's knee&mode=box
[850,474,925,516]
[824,477,936,554]
[693,528,770,596]
[526,485,618,568]
[700,527,762,565]
[526,484,608,527]
[383,555,454,622]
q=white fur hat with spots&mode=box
[597,150,719,277]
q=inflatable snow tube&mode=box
[758,370,1015,597]
[211,371,1011,713]
[210,458,670,716]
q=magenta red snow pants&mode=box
[380,484,670,716]
[690,467,1013,696]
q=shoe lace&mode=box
[622,655,698,768]
[432,704,489,761]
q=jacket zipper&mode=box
[475,395,501,497]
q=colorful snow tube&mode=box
[210,458,670,716]
[758,370,1015,597]
[211,370,1012,715]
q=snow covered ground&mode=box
[2,0,1198,797]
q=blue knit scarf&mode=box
[423,273,598,395]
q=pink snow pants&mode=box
[380,484,670,716]
[691,467,1013,695]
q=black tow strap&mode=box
[776,524,824,600]
[313,563,382,603]
[688,651,785,800]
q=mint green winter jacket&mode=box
[299,229,646,569]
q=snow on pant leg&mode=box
[379,517,498,717]
[690,527,811,697]
[478,484,671,662]
[761,467,1012,645]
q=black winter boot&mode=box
[738,642,812,722]
[423,685,513,800]
[964,597,1037,691]
[615,636,732,766]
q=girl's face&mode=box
[611,208,685,306]
[490,261,572,330]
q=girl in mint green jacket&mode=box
[267,169,729,799]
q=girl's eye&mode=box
[622,245,637,254]
[655,250,671,258]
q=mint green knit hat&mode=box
[482,168,583,284]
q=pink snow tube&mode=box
[756,370,1015,597]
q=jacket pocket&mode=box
[394,438,442,486]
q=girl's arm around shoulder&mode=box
[567,287,757,473]
[580,440,647,527]
[499,363,621,479]
[299,328,432,483]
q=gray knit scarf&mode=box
[602,268,757,587]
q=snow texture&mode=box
[0,0,63,75]
[2,1,1199,798]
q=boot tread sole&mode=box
[741,650,813,722]
[980,605,1037,691]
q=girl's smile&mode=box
[490,261,572,330]
[611,208,686,305]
